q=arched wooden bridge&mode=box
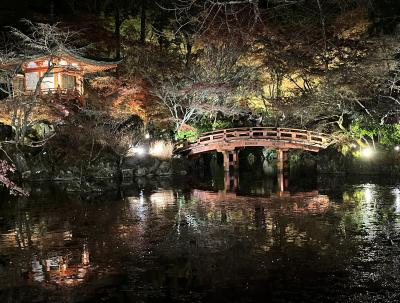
[174,127,334,171]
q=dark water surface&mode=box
[1,174,400,302]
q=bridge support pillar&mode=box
[277,171,289,193]
[224,171,239,192]
[276,149,289,173]
[232,149,239,170]
[223,151,229,172]
[222,149,239,172]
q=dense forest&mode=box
[1,0,400,191]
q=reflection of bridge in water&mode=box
[193,171,330,213]
[192,188,330,213]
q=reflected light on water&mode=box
[392,188,400,213]
[32,256,45,282]
[5,179,400,302]
[363,184,375,205]
[127,191,146,220]
[359,184,378,240]
[140,190,145,204]
[127,190,176,211]
[192,189,330,214]
[63,230,73,241]
[82,244,90,266]
[150,190,175,209]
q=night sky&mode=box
[2,0,400,32]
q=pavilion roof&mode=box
[2,49,121,74]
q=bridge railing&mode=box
[174,127,333,152]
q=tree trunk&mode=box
[50,0,55,24]
[140,0,146,44]
[185,42,192,67]
[275,72,283,98]
[114,7,122,59]
[93,0,98,14]
[316,0,328,72]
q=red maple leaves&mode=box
[0,160,27,196]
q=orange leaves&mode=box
[178,123,196,132]
[88,76,149,119]
[334,6,370,40]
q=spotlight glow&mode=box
[149,140,173,159]
[133,146,146,156]
[144,133,150,139]
[395,145,400,152]
[361,147,374,158]
[150,141,164,155]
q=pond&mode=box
[1,173,400,302]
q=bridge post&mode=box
[222,149,239,172]
[223,151,230,172]
[276,149,289,173]
[232,149,239,170]
[198,155,205,177]
[277,171,289,193]
[224,171,239,192]
[224,171,230,189]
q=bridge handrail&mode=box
[200,127,328,137]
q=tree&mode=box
[152,40,259,131]
[168,0,306,37]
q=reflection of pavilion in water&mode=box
[28,245,90,286]
[198,171,330,213]
[0,225,91,287]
